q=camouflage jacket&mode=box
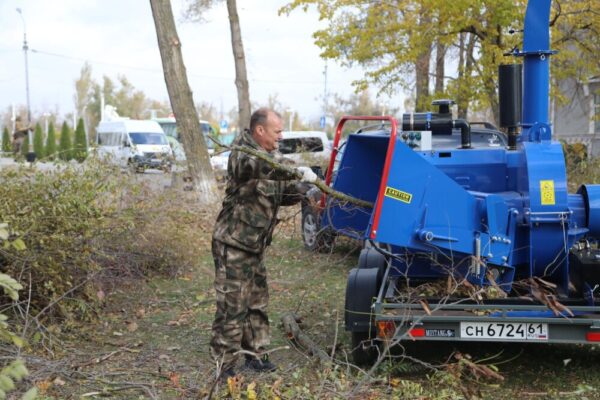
[212,130,306,254]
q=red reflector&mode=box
[408,328,425,337]
[586,332,600,342]
[377,321,396,338]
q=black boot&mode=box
[244,355,277,372]
[218,366,237,381]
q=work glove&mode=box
[296,166,318,183]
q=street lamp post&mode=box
[16,8,31,125]
[16,7,35,163]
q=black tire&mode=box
[351,331,380,366]
[301,205,335,252]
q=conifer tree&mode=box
[46,121,57,160]
[33,122,45,159]
[1,127,10,153]
[59,122,72,161]
[73,118,88,162]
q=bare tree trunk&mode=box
[415,8,431,112]
[457,33,476,120]
[149,0,217,202]
[486,24,503,126]
[434,40,446,96]
[226,0,251,132]
[415,50,431,112]
[457,33,466,118]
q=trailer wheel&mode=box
[351,331,379,365]
[301,205,335,252]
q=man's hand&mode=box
[296,166,318,183]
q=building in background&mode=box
[553,76,600,157]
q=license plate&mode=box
[460,322,548,341]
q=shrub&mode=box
[0,161,199,323]
[33,122,44,159]
[73,118,88,162]
[58,121,72,161]
[1,126,10,153]
[46,121,57,160]
[0,224,38,400]
[568,157,600,192]
[0,163,120,320]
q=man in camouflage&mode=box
[211,108,318,378]
[12,116,29,156]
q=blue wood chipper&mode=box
[302,0,600,364]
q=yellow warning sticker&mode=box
[385,186,412,204]
[540,180,555,205]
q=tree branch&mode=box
[208,137,375,209]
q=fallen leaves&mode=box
[169,372,182,388]
[135,307,146,319]
[167,309,195,326]
[126,321,138,332]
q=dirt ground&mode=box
[12,175,600,399]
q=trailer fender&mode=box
[345,267,380,333]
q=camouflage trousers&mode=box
[210,240,270,367]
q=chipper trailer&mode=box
[313,0,600,364]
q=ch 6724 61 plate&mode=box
[460,322,548,341]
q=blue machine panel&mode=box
[372,141,481,255]
[523,141,571,290]
[325,134,389,238]
[578,185,600,237]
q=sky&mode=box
[0,0,405,127]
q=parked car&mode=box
[278,131,331,167]
[96,119,173,172]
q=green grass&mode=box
[20,200,600,399]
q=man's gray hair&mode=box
[250,108,281,133]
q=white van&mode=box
[279,131,331,166]
[96,120,173,172]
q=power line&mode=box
[28,47,348,86]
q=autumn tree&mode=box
[282,0,599,123]
[150,0,217,202]
[76,66,171,141]
[74,62,94,132]
[184,0,251,130]
[196,101,220,130]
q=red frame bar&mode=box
[321,116,398,221]
[320,115,398,241]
